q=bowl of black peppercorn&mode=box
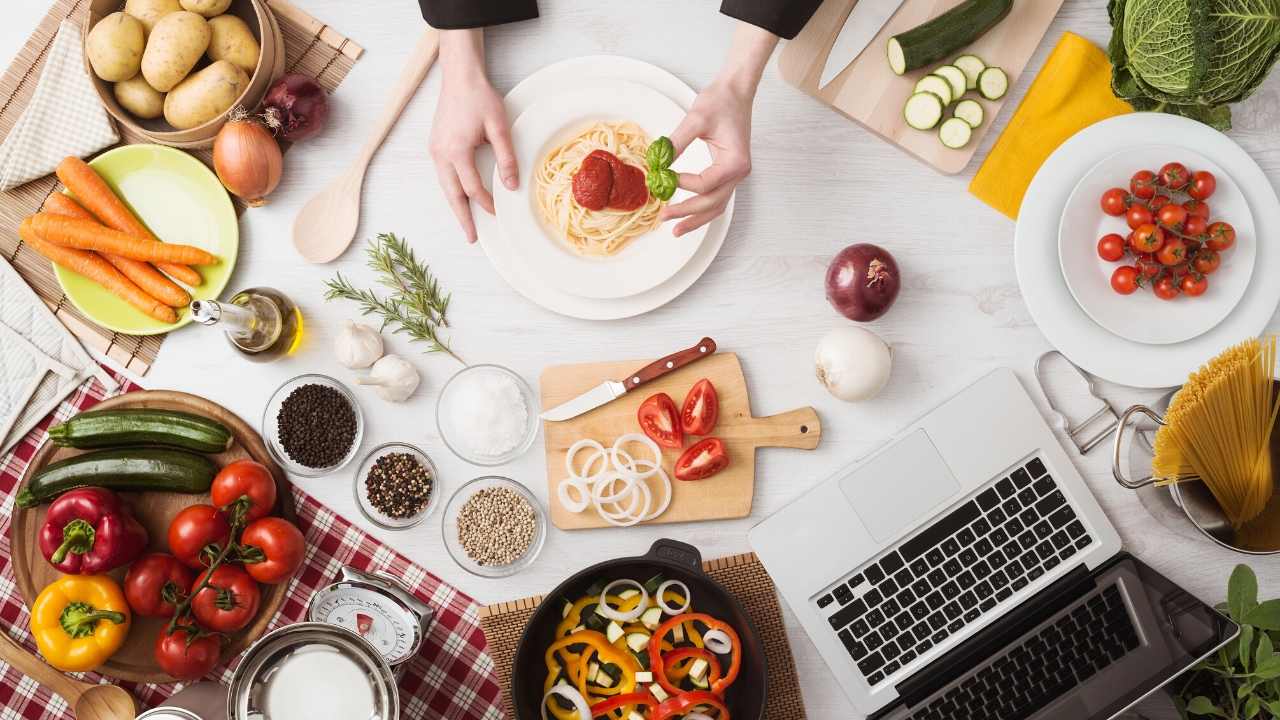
[263,373,364,477]
[354,442,439,530]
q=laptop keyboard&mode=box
[908,584,1139,720]
[816,456,1095,686]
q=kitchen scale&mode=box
[307,566,435,669]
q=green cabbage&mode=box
[1109,0,1280,130]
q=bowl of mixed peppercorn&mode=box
[354,442,438,529]
[263,374,364,477]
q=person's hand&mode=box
[429,29,517,243]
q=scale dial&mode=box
[308,583,421,666]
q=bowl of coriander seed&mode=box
[354,442,439,530]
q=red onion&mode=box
[261,73,329,142]
[825,243,900,322]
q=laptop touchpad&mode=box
[839,429,961,543]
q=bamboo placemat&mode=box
[0,0,363,375]
[479,552,808,719]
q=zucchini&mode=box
[618,588,640,601]
[642,574,665,596]
[904,92,945,130]
[587,662,600,683]
[887,0,1014,75]
[913,75,953,106]
[583,605,608,632]
[16,447,219,507]
[933,65,968,102]
[606,621,625,644]
[48,408,232,453]
[953,54,987,89]
[635,671,653,684]
[562,601,573,618]
[939,117,973,149]
[650,684,670,702]
[626,632,651,652]
[953,99,985,128]
[978,66,1009,100]
[641,607,663,630]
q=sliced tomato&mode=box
[680,379,719,436]
[674,438,729,481]
[638,393,683,449]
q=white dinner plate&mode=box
[494,81,711,299]
[1016,113,1280,389]
[1057,144,1256,345]
[474,56,734,320]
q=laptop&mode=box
[749,368,1237,719]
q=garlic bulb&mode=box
[335,321,383,369]
[357,354,420,402]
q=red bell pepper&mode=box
[661,646,723,686]
[590,691,656,718]
[38,487,147,574]
[653,691,730,720]
[649,613,742,696]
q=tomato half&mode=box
[155,626,220,682]
[125,553,195,617]
[1126,204,1153,230]
[1097,233,1126,262]
[1111,266,1139,295]
[1206,222,1236,252]
[1181,274,1208,297]
[674,438,729,481]
[1100,188,1128,216]
[1159,162,1189,189]
[191,564,261,633]
[638,393,684,449]
[240,517,305,584]
[680,379,719,436]
[168,505,232,569]
[1189,170,1216,200]
[211,459,277,523]
[1153,275,1180,300]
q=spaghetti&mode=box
[535,122,663,257]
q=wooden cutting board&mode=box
[8,390,295,683]
[777,0,1066,174]
[540,353,821,529]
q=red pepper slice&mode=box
[649,613,742,696]
[590,691,656,718]
[661,646,722,686]
[652,690,730,720]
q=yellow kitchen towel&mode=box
[969,32,1133,219]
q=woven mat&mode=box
[0,0,363,376]
[479,552,808,720]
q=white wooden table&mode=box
[4,1,1280,716]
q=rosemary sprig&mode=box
[324,233,463,364]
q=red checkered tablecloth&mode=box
[0,373,504,719]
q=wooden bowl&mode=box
[8,390,296,683]
[83,0,285,149]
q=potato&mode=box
[124,0,181,35]
[113,74,166,119]
[163,60,248,129]
[179,0,232,17]
[206,15,259,74]
[85,12,145,82]
[141,11,210,92]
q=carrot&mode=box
[55,156,203,287]
[19,218,177,324]
[29,213,218,265]
[42,194,191,307]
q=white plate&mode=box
[1016,113,1280,389]
[475,56,733,320]
[494,82,711,299]
[1057,144,1256,345]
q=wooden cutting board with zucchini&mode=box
[8,390,295,683]
[778,0,1066,174]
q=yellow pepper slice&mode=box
[30,575,129,673]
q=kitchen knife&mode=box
[539,338,717,422]
[818,0,906,90]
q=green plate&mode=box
[53,144,239,335]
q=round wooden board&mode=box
[8,390,296,683]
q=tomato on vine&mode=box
[1126,204,1153,230]
[1111,266,1139,295]
[1097,233,1126,262]
[1157,203,1187,230]
[1184,215,1208,238]
[1159,162,1190,190]
[1101,188,1129,216]
[1183,199,1210,220]
[1149,195,1171,212]
[1130,170,1157,199]
[1180,274,1208,297]
[1153,275,1180,300]
[1130,223,1165,254]
[1188,170,1216,200]
[1192,249,1220,275]
[1206,222,1235,251]
[1157,237,1188,266]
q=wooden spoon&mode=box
[292,28,441,264]
[0,630,137,719]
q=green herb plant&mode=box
[645,136,679,201]
[324,233,463,364]
[1177,565,1280,718]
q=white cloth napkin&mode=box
[0,20,118,192]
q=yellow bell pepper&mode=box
[30,575,130,672]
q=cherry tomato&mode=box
[1193,249,1221,275]
[1130,170,1157,199]
[1159,162,1190,189]
[1130,223,1165,254]
[1135,254,1162,279]
[1181,274,1208,297]
[1189,170,1216,200]
[1149,195,1171,212]
[1184,215,1208,237]
[125,553,195,617]
[210,459,277,523]
[1157,203,1187,230]
[673,437,730,481]
[155,626,220,682]
[1111,266,1139,295]
[1097,233,1126,262]
[191,564,261,633]
[1126,203,1153,230]
[1153,275,1180,300]
[1206,222,1236,251]
[1157,237,1188,266]
[679,379,718,436]
[1100,188,1129,216]
[240,517,305,585]
[1183,199,1210,220]
[637,393,683,449]
[168,505,231,569]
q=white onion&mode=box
[542,683,591,720]
[657,580,692,615]
[642,467,672,521]
[594,477,650,527]
[557,478,590,513]
[815,326,892,402]
[597,579,648,622]
[560,434,671,524]
[611,433,661,477]
[565,439,608,485]
[703,629,733,654]
[685,714,717,720]
[592,471,640,504]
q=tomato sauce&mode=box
[572,150,650,212]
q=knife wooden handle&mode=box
[623,338,717,392]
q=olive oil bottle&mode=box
[190,287,303,362]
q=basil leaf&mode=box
[646,137,675,170]
[647,168,678,201]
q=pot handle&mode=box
[646,539,703,573]
[1112,404,1166,490]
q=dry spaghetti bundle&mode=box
[1152,337,1280,528]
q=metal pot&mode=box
[511,539,767,719]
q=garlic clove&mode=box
[357,354,420,402]
[335,320,384,369]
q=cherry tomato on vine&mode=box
[1149,195,1171,212]
[1097,233,1126,261]
[1130,170,1157,199]
[1157,237,1188,266]
[1183,215,1207,238]
[1188,170,1216,200]
[1159,162,1190,189]
[1111,266,1139,295]
[1183,199,1210,220]
[1157,203,1188,230]
[1101,188,1129,216]
[1206,222,1236,251]
[1192,249,1221,275]
[1181,274,1208,297]
[1130,223,1165,254]
[1153,275,1180,300]
[1135,254,1162,279]
[1126,204,1153,230]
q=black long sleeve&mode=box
[720,0,822,39]
[417,0,538,29]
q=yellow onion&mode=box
[213,109,282,206]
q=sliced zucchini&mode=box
[642,574,665,596]
[585,581,606,597]
[584,605,608,631]
[953,99,984,128]
[562,601,573,618]
[938,117,973,149]
[913,75,953,106]
[953,54,986,89]
[635,671,654,684]
[673,623,685,643]
[690,674,710,690]
[596,672,615,689]
[978,66,1009,100]
[886,0,1014,75]
[933,65,967,101]
[570,624,585,634]
[632,649,651,670]
[628,712,647,720]
[650,684,670,702]
[587,662,600,683]
[618,588,640,601]
[626,633,651,653]
[689,658,710,681]
[904,92,945,130]
[641,607,663,630]
[606,621,625,644]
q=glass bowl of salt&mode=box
[436,364,539,466]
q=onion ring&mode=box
[642,466,672,521]
[592,471,640,504]
[541,683,591,720]
[557,477,590,513]
[611,433,661,478]
[657,579,691,615]
[684,714,717,720]
[565,439,608,485]
[702,628,733,654]
[594,475,650,527]
[597,579,649,622]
